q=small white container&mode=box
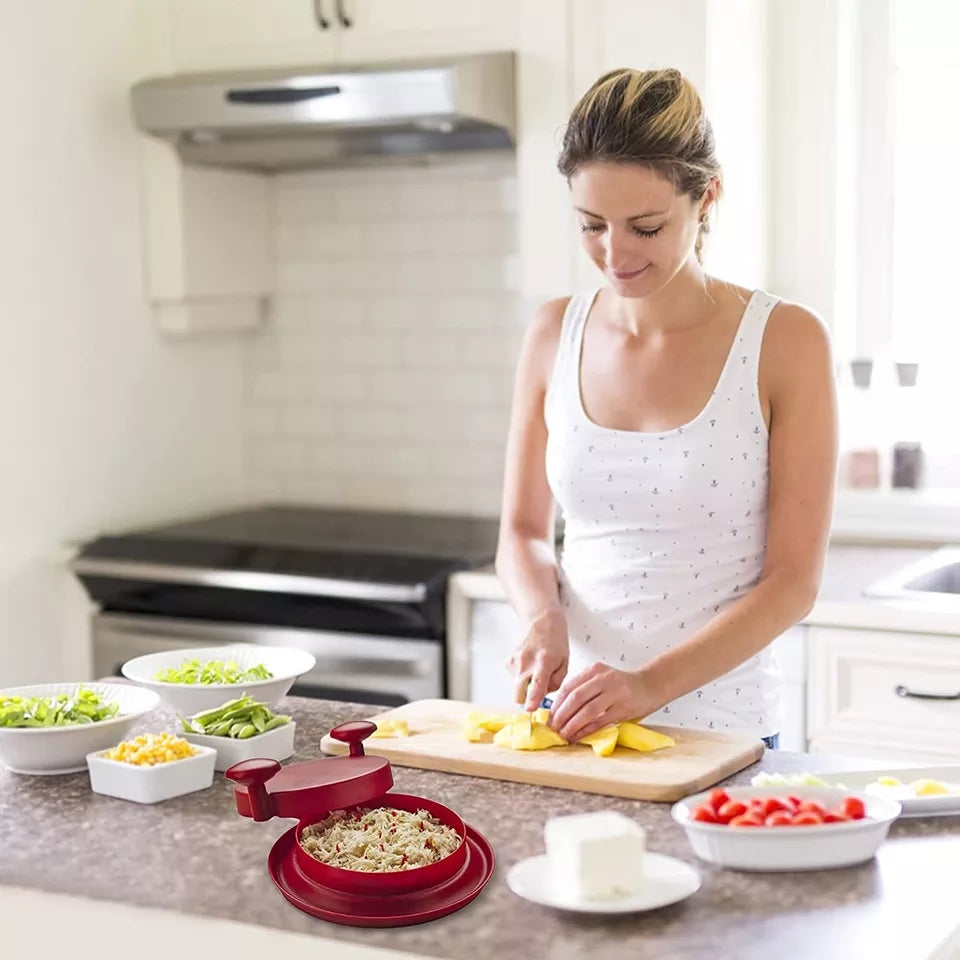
[120,644,315,714]
[671,786,901,872]
[182,720,296,772]
[86,744,217,803]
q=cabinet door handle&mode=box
[313,0,331,28]
[336,0,353,28]
[894,684,960,701]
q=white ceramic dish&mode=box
[120,645,315,714]
[0,682,161,775]
[671,786,901,871]
[182,720,296,771]
[506,851,701,914]
[799,766,960,818]
[86,743,217,803]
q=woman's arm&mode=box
[495,298,571,709]
[549,302,838,741]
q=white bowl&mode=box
[182,719,296,771]
[120,645,315,714]
[0,682,161,775]
[87,743,217,803]
[671,786,901,871]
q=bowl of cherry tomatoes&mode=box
[670,785,901,871]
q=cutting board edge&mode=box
[318,736,766,804]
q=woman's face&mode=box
[570,162,705,297]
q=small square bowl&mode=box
[182,720,296,772]
[86,744,216,803]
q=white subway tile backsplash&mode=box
[279,404,337,439]
[244,159,522,516]
[303,222,363,256]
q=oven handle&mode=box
[307,655,432,678]
[72,558,427,604]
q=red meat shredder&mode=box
[224,720,495,927]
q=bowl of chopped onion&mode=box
[294,793,468,895]
[120,645,316,714]
[0,682,161,775]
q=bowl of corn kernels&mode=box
[86,732,216,803]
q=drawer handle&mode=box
[894,684,960,701]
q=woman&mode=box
[496,68,837,748]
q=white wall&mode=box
[244,156,521,516]
[0,1,246,684]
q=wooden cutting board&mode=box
[319,699,765,802]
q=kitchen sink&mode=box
[864,547,960,602]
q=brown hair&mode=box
[558,68,722,261]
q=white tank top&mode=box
[544,288,783,737]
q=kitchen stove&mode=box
[72,505,499,706]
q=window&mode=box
[849,0,960,488]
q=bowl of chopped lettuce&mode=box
[0,682,161,775]
[120,645,316,714]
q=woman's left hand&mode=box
[547,662,659,743]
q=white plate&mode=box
[812,766,960,818]
[506,851,701,914]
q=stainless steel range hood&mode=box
[131,52,516,172]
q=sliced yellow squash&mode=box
[370,718,410,738]
[461,722,494,743]
[617,721,674,752]
[578,724,620,757]
[466,710,514,733]
[492,716,566,750]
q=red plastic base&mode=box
[267,823,495,927]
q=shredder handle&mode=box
[224,757,282,821]
[329,720,377,756]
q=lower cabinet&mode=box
[807,626,960,763]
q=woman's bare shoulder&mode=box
[761,297,833,397]
[526,296,573,344]
[516,296,574,383]
[764,298,831,354]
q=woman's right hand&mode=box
[506,608,570,711]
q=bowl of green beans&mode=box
[120,645,316,714]
[178,694,296,770]
[0,682,161,775]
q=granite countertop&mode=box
[2,697,959,960]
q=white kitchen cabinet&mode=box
[166,0,516,71]
[335,0,519,62]
[807,626,960,762]
[167,0,336,70]
[464,598,523,709]
[772,625,807,752]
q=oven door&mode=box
[92,612,443,706]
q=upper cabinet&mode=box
[335,0,519,62]
[167,0,517,71]
[168,0,336,69]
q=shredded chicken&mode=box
[300,806,462,872]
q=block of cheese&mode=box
[544,811,646,901]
